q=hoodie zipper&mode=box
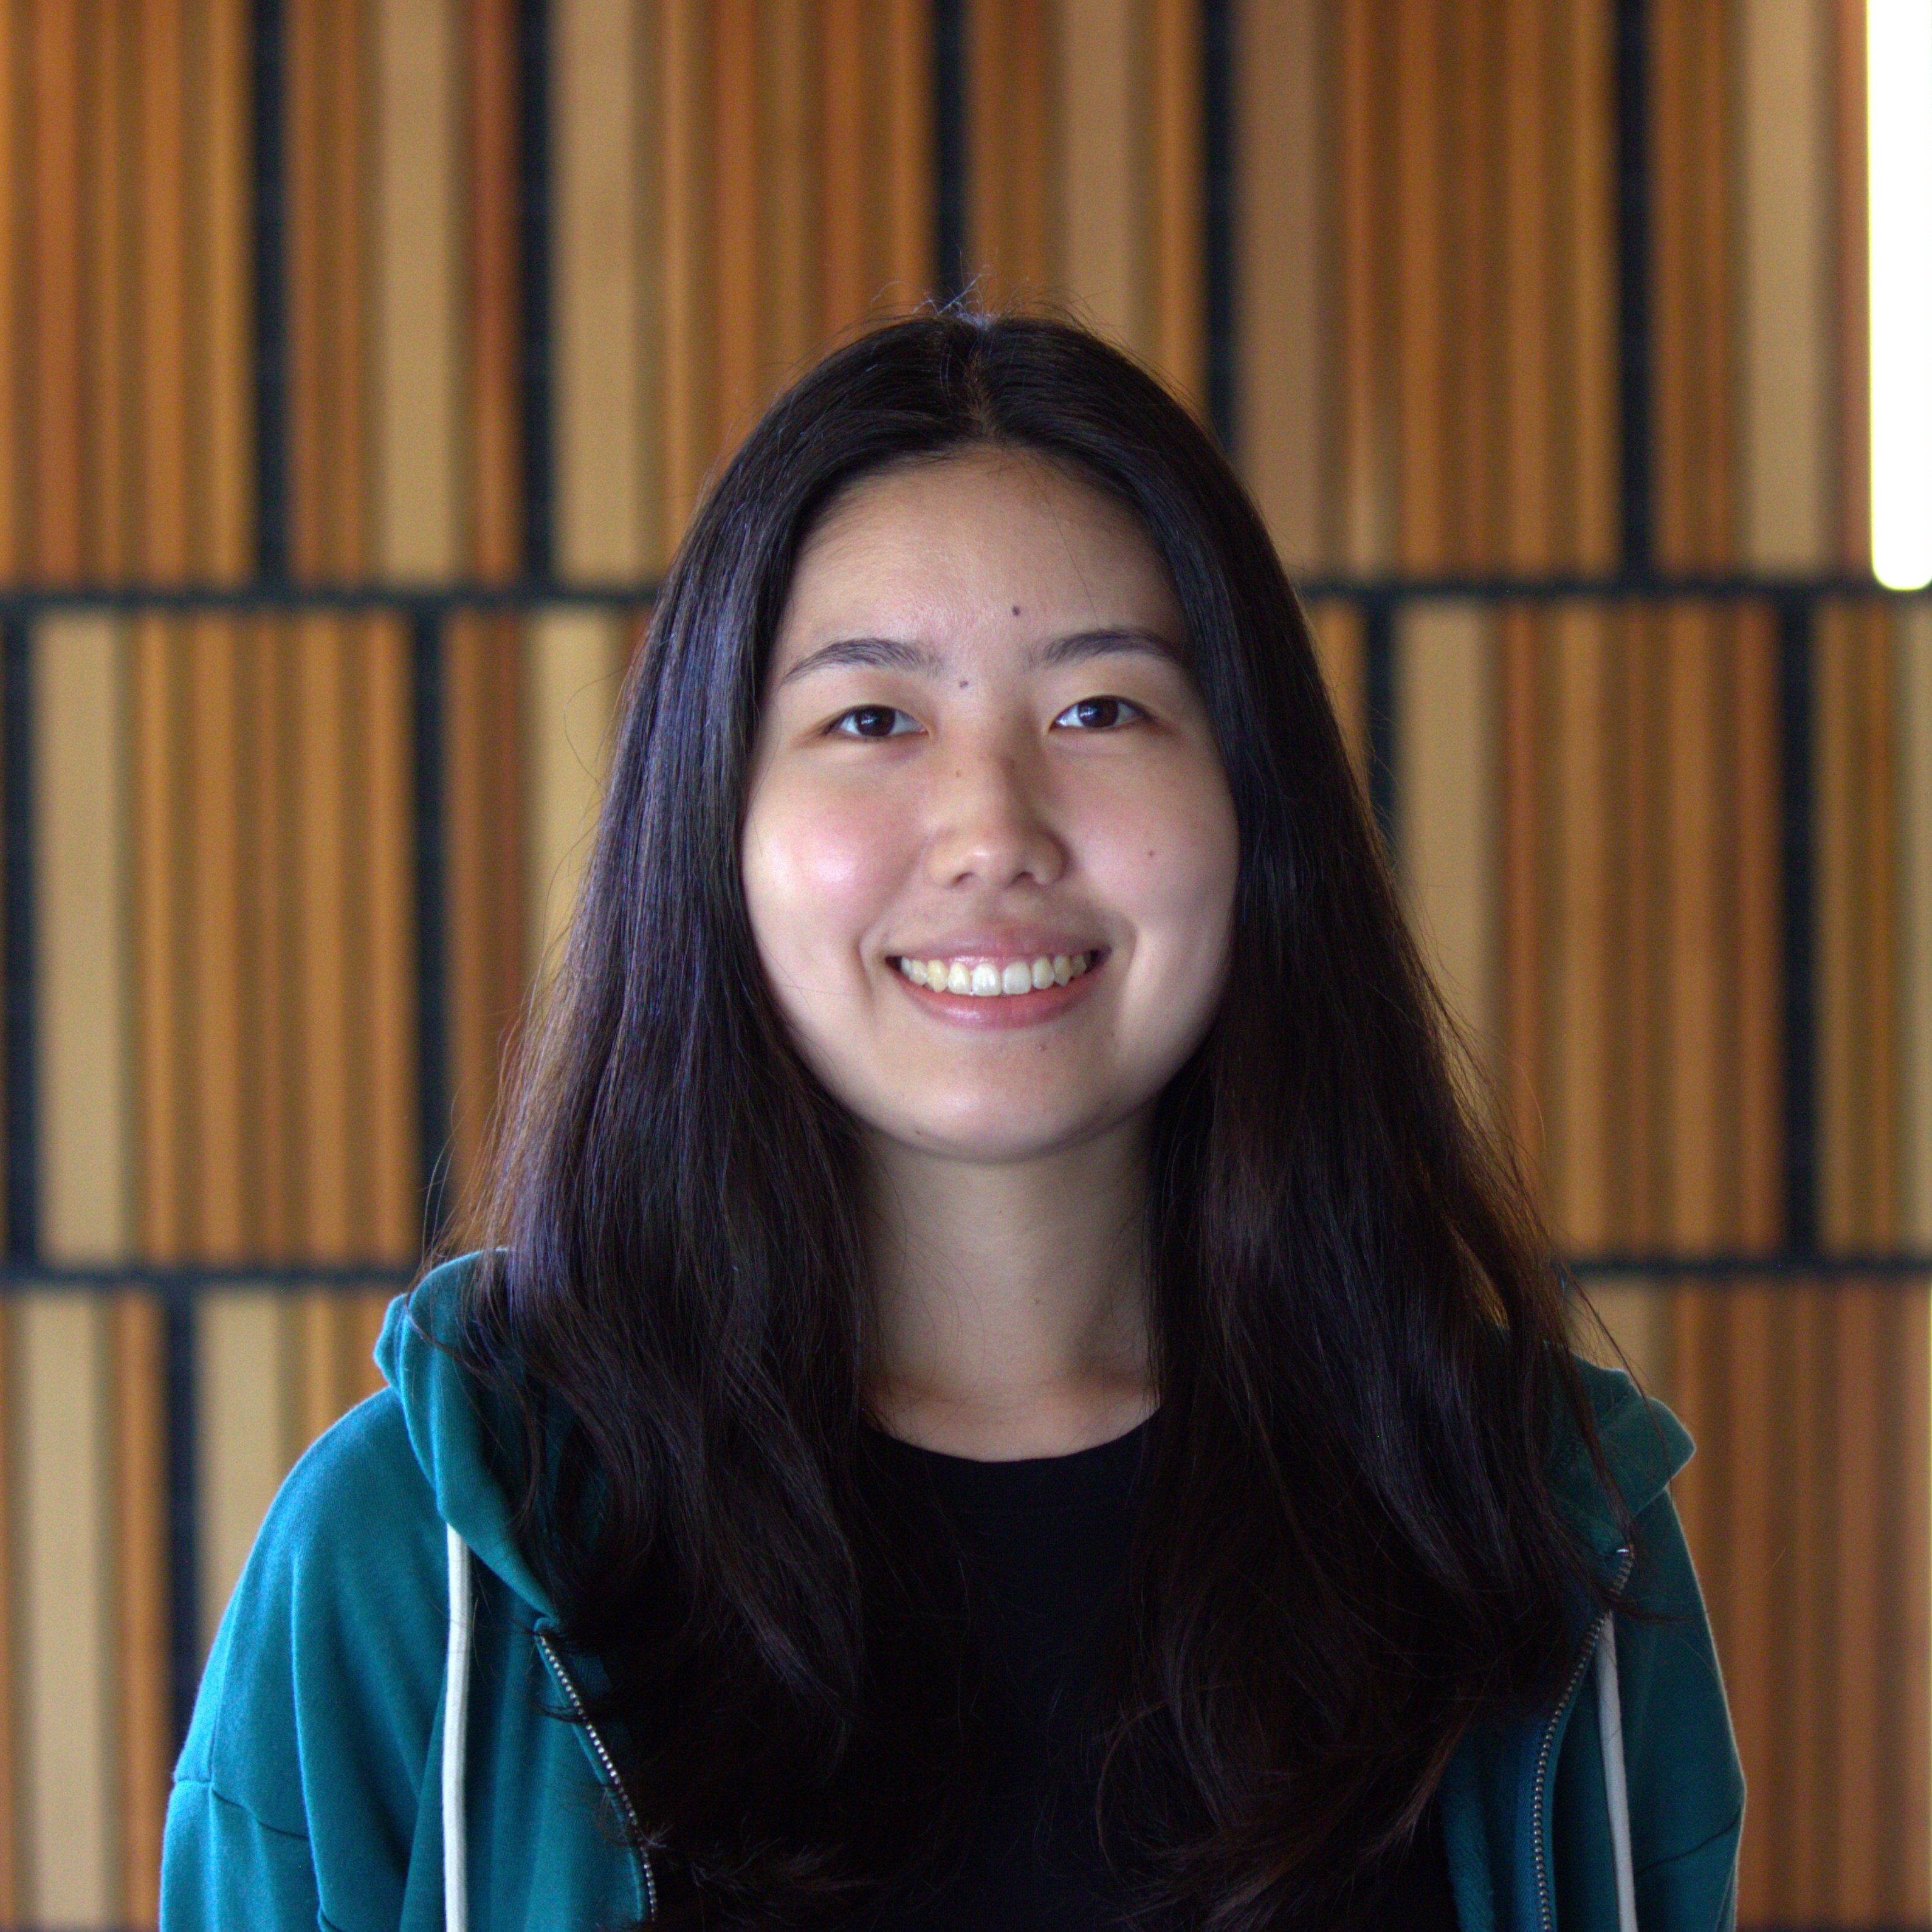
[1531,1545,1635,1932]
[535,1628,659,1922]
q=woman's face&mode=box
[741,449,1239,1167]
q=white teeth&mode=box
[899,951,1099,997]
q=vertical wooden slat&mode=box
[242,622,295,1259]
[1391,0,1445,571]
[819,0,868,332]
[712,0,759,446]
[1827,0,1869,567]
[760,0,816,377]
[467,0,521,579]
[0,0,19,578]
[1057,0,1137,349]
[201,0,253,580]
[1560,0,1618,569]
[30,0,84,578]
[658,0,709,552]
[365,616,419,1263]
[1146,0,1200,397]
[881,0,930,308]
[1739,0,1827,570]
[0,1305,16,1918]
[1442,0,1499,568]
[1498,606,1544,1192]
[198,1293,290,1654]
[1236,0,1327,569]
[1335,0,1389,569]
[15,1296,112,1922]
[375,0,461,579]
[1501,0,1553,569]
[1902,605,1932,1248]
[554,0,644,579]
[189,618,246,1257]
[1396,603,1499,1081]
[138,0,191,580]
[1548,603,1612,1249]
[81,0,132,579]
[1304,597,1366,783]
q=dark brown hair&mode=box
[453,312,1607,1930]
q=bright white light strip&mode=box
[1869,0,1932,591]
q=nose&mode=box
[923,738,1067,892]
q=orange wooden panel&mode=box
[1731,603,1782,1249]
[132,617,186,1260]
[1390,0,1445,570]
[29,0,84,579]
[467,0,521,578]
[0,0,18,577]
[1898,1281,1932,1915]
[1561,0,1618,569]
[113,1293,168,1929]
[189,618,247,1258]
[1828,0,1869,568]
[882,0,931,309]
[81,0,133,578]
[298,1290,345,1450]
[364,615,420,1262]
[241,619,296,1259]
[712,0,760,444]
[1441,0,1499,568]
[321,0,371,574]
[758,0,816,376]
[203,0,254,579]
[348,1288,395,1406]
[137,0,191,580]
[1547,604,1613,1248]
[295,616,352,1256]
[1501,0,1554,569]
[1336,0,1392,570]
[819,0,868,333]
[658,0,709,552]
[1304,597,1365,783]
[1147,0,1201,399]
[1498,605,1545,1197]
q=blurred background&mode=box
[0,0,1927,1925]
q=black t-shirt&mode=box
[860,1419,1460,1932]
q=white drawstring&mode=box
[1594,1614,1638,1932]
[444,1527,475,1932]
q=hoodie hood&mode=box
[377,1253,557,1618]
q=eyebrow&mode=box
[777,624,1184,687]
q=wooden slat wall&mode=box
[0,7,1923,1926]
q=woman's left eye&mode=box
[1052,696,1144,731]
[830,706,919,739]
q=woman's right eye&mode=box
[830,706,918,739]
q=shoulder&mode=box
[174,1386,449,1837]
[1549,1352,1696,1559]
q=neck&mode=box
[862,1118,1156,1460]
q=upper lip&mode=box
[886,931,1105,960]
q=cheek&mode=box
[740,772,910,981]
[1085,766,1239,967]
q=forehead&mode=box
[771,450,1182,667]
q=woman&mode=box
[162,314,1742,1931]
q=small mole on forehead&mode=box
[1010,605,1022,617]
[958,679,969,689]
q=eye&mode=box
[1051,696,1144,731]
[830,704,920,739]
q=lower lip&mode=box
[891,957,1106,1029]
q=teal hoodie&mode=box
[162,1254,1744,1931]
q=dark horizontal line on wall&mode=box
[2,1254,1930,1295]
[0,572,1925,622]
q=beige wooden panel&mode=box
[13,1294,112,1924]
[1054,0,1136,347]
[556,0,646,579]
[32,616,131,1262]
[1900,602,1932,1245]
[1236,0,1326,568]
[1576,1274,1670,1397]
[198,1293,293,1656]
[374,0,459,577]
[1739,0,1827,568]
[1395,602,1499,1084]
[526,610,626,976]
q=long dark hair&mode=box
[453,312,1608,1930]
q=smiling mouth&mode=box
[892,951,1098,997]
